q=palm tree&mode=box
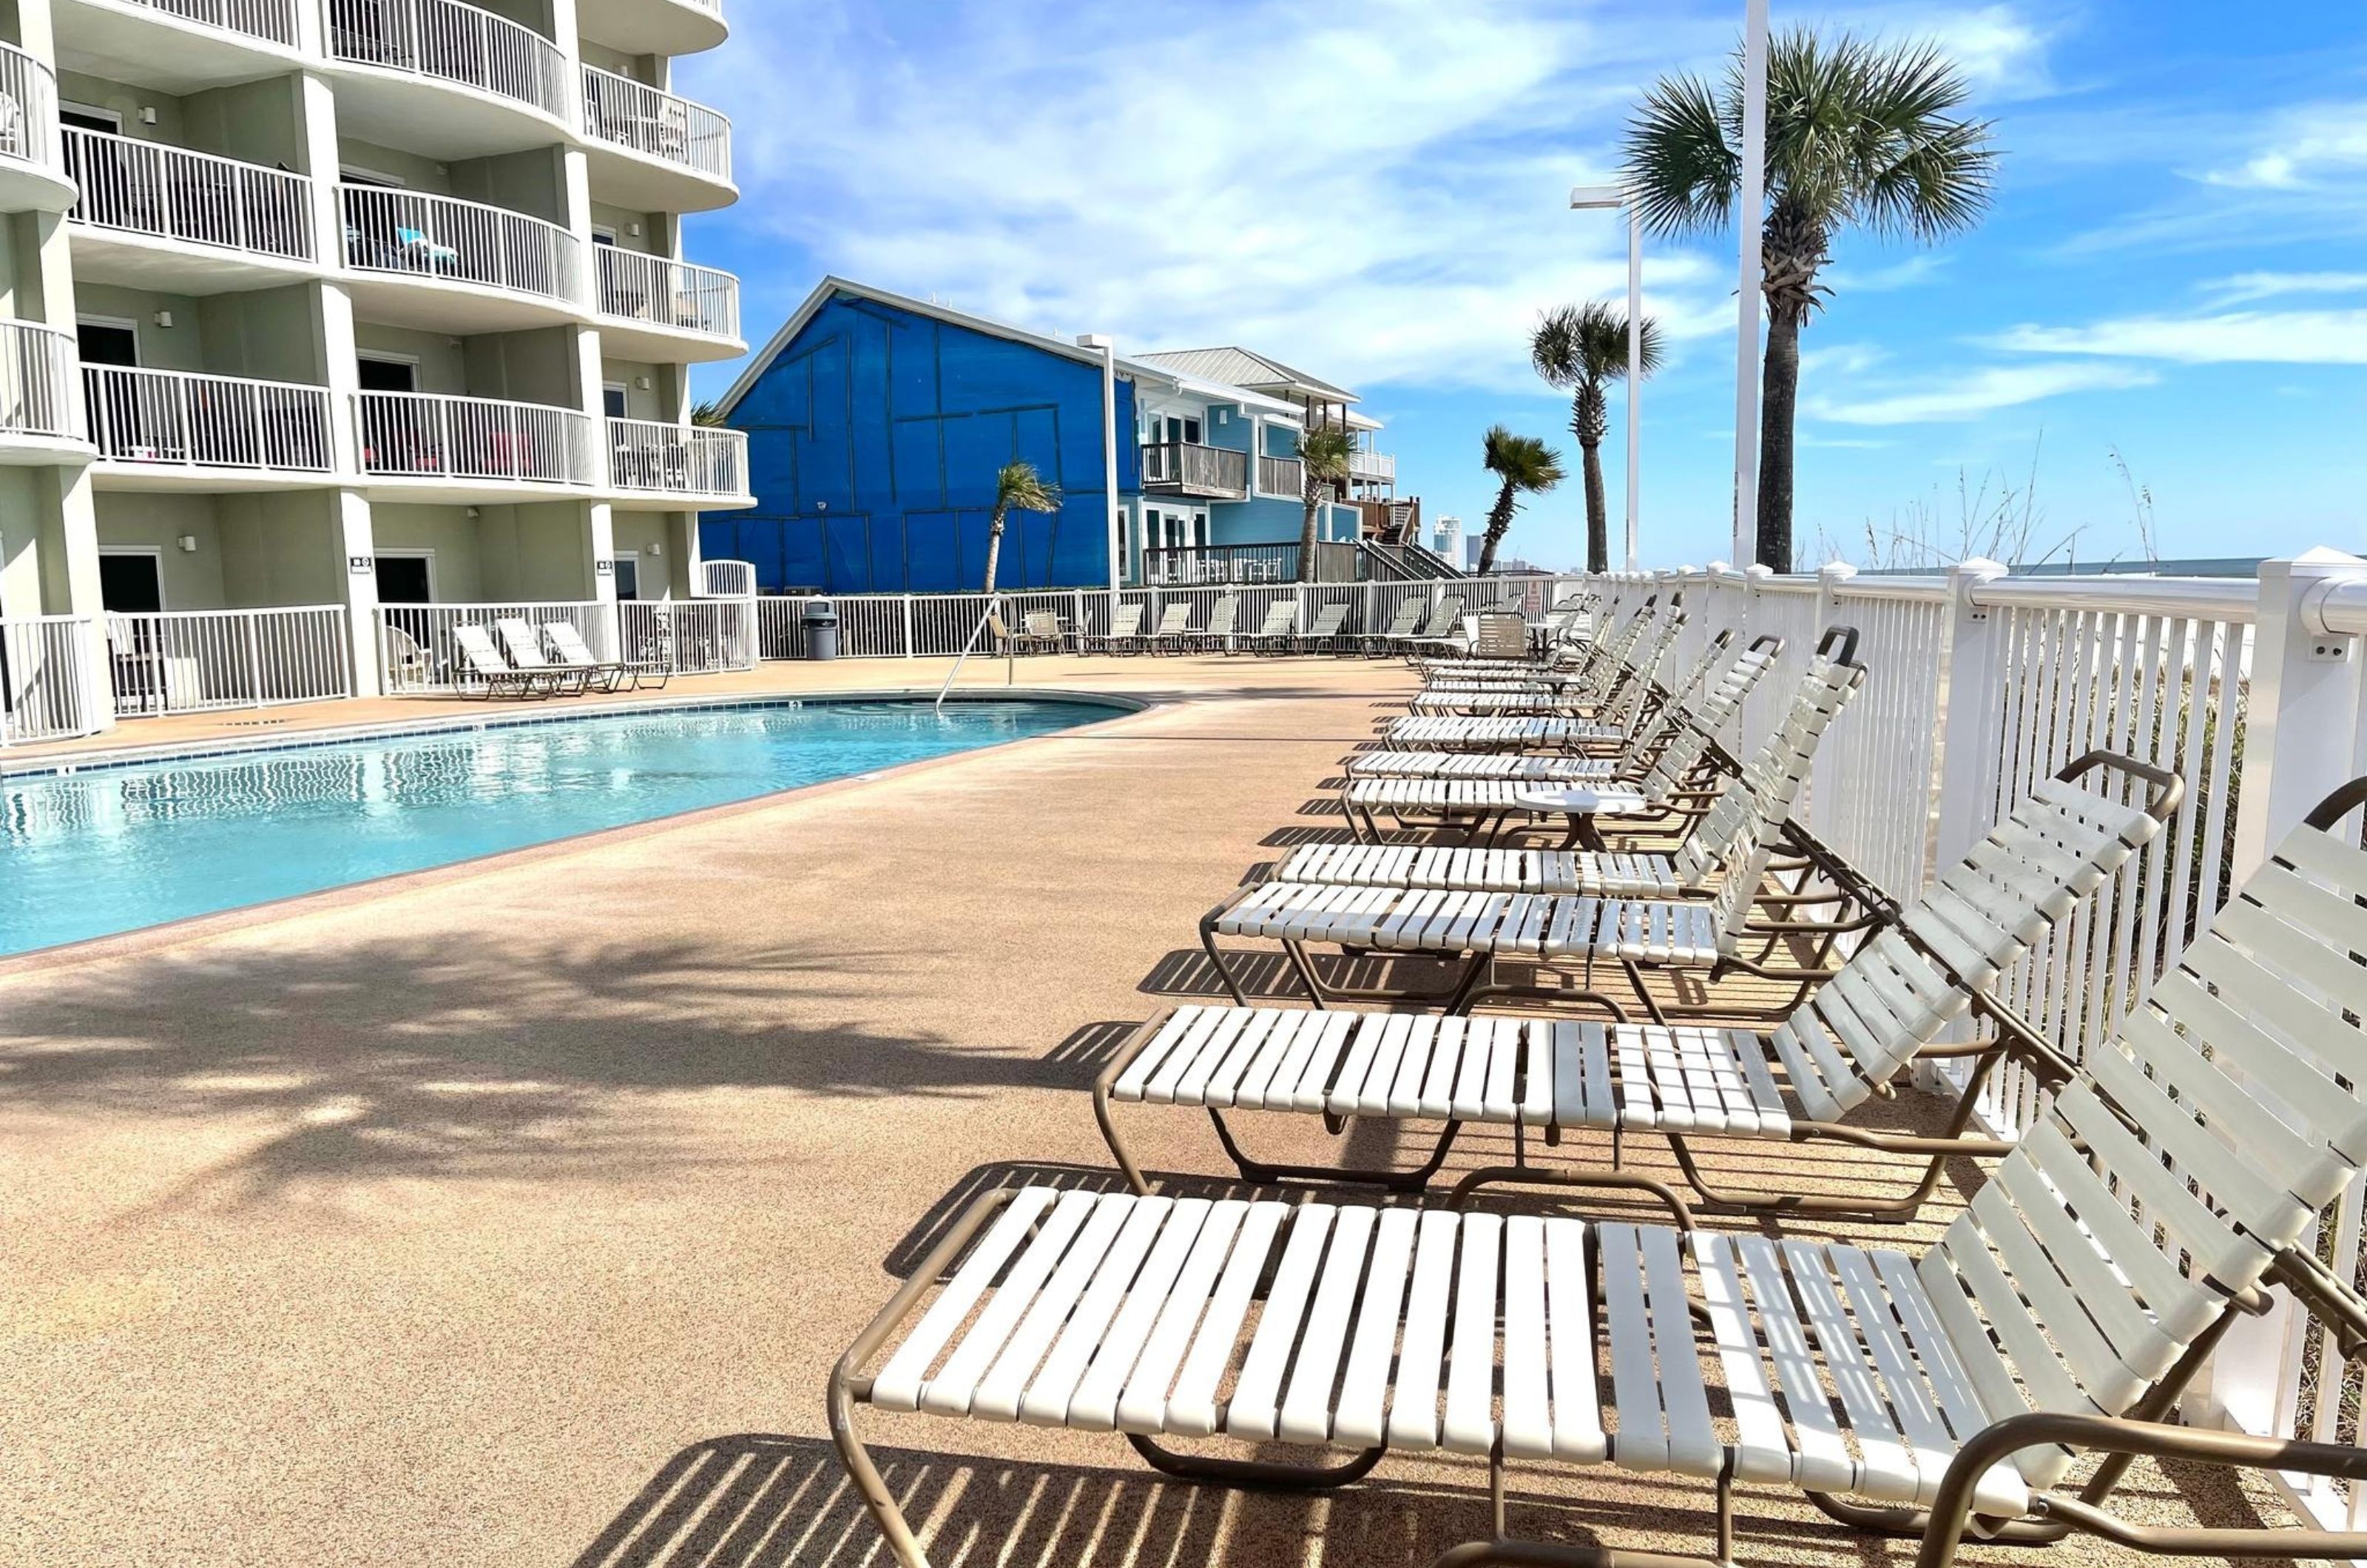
[1530,303,1664,574]
[1474,425,1565,575]
[981,460,1060,594]
[689,401,729,428]
[1295,424,1357,582]
[1622,27,1996,570]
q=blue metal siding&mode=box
[702,293,1135,592]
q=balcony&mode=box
[64,128,317,290]
[0,44,78,214]
[0,320,88,456]
[340,185,584,331]
[575,0,726,59]
[581,65,734,212]
[51,0,305,95]
[1348,448,1397,484]
[357,390,597,497]
[607,419,752,507]
[1257,453,1305,498]
[85,365,334,486]
[1141,440,1247,500]
[594,248,743,362]
[325,0,572,158]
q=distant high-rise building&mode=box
[1431,515,1462,564]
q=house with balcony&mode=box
[709,278,1367,595]
[0,0,749,738]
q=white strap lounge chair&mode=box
[1295,603,1351,653]
[538,620,627,692]
[495,618,590,696]
[1235,601,1297,654]
[1206,650,1864,1012]
[1197,593,1239,651]
[1082,603,1147,654]
[1356,598,1426,655]
[833,780,2367,1568]
[1147,602,1193,653]
[448,624,550,699]
[1373,595,1465,658]
[1098,751,2178,1208]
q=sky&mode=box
[673,0,2367,573]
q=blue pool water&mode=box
[0,699,1107,958]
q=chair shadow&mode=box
[1039,1020,1138,1078]
[879,1159,1281,1279]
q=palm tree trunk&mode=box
[1580,437,1609,574]
[1756,306,1803,572]
[1475,484,1515,574]
[982,507,1007,593]
[1299,492,1321,583]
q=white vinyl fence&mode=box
[101,606,352,716]
[0,615,99,745]
[374,599,756,692]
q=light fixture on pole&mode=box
[1568,183,1644,571]
[1735,0,1770,567]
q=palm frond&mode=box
[1297,423,1357,486]
[1482,425,1567,493]
[994,459,1060,515]
[1620,71,1736,239]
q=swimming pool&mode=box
[0,698,1112,959]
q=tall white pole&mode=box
[1624,208,1642,570]
[1734,0,1769,567]
[1078,333,1121,594]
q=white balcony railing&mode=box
[0,43,62,178]
[0,320,81,441]
[63,128,315,262]
[108,0,303,47]
[326,0,570,122]
[1348,448,1396,483]
[607,418,746,499]
[84,365,334,473]
[594,246,738,340]
[580,65,731,184]
[340,184,581,304]
[357,391,595,485]
[102,606,351,717]
[1257,453,1305,497]
[0,615,98,745]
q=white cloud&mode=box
[1992,308,2367,364]
[2202,271,2367,305]
[1800,342,1891,376]
[2204,102,2367,189]
[1806,362,2156,424]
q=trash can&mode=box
[802,598,840,661]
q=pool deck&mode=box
[0,655,2300,1566]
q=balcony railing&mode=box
[1257,454,1306,497]
[63,128,315,262]
[357,391,595,484]
[619,598,754,675]
[595,246,738,340]
[1140,440,1247,498]
[607,418,746,499]
[1348,448,1396,483]
[107,0,303,47]
[0,320,81,441]
[84,365,333,473]
[1139,541,1361,586]
[327,0,570,122]
[0,44,61,180]
[581,65,731,184]
[340,184,581,304]
[103,606,351,717]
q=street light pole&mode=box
[1735,0,1769,567]
[1569,184,1643,570]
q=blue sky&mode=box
[675,0,2367,572]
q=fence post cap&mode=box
[1816,560,1858,584]
[1706,560,1730,575]
[1948,557,2009,581]
[1743,563,1775,582]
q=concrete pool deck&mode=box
[0,654,2303,1566]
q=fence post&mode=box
[901,594,914,659]
[246,611,264,706]
[2229,548,2367,884]
[1804,561,1858,838]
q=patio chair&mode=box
[448,624,550,699]
[837,780,2367,1568]
[1202,646,1865,1014]
[1097,748,2178,1209]
[495,618,591,696]
[1147,602,1194,654]
[1355,598,1425,656]
[1377,595,1463,657]
[1234,601,1297,655]
[541,621,628,693]
[1190,593,1239,652]
[1411,608,1683,717]
[1294,603,1351,654]
[379,624,433,693]
[1081,603,1148,654]
[1014,612,1067,655]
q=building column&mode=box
[331,489,382,698]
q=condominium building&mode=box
[0,0,749,736]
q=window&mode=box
[98,551,163,613]
[60,103,121,135]
[357,356,416,393]
[592,227,616,247]
[374,555,433,604]
[612,557,641,601]
[603,383,629,419]
[78,319,138,368]
[340,166,404,189]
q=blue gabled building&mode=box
[704,278,1379,594]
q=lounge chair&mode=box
[1081,603,1147,654]
[1202,648,1865,1013]
[1294,603,1351,654]
[1147,602,1194,654]
[1414,606,1686,720]
[448,624,552,699]
[832,778,2367,1568]
[1375,595,1462,657]
[1355,598,1425,655]
[495,618,590,696]
[541,621,628,692]
[1098,750,2178,1209]
[1235,601,1297,655]
[1194,594,1238,652]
